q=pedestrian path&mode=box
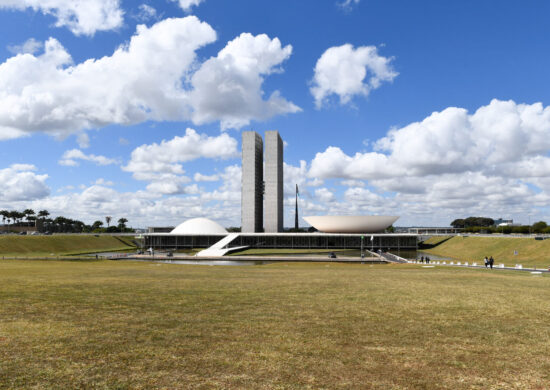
[407,259,549,273]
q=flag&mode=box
[370,235,374,241]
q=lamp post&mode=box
[361,235,364,259]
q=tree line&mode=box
[0,209,133,233]
[451,216,550,234]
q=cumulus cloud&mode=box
[123,128,238,180]
[172,0,204,11]
[304,99,550,224]
[189,33,301,129]
[0,17,299,141]
[59,149,119,166]
[0,17,216,141]
[310,100,550,181]
[123,129,238,195]
[7,38,43,55]
[0,164,49,201]
[311,44,398,108]
[315,188,336,203]
[0,0,124,36]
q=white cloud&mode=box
[310,100,550,181]
[123,129,238,196]
[146,181,198,195]
[94,178,114,186]
[123,128,238,181]
[304,99,550,225]
[77,133,90,149]
[172,0,204,11]
[0,164,49,201]
[341,179,365,187]
[194,173,219,182]
[284,161,309,197]
[134,4,157,21]
[0,17,299,141]
[0,17,216,141]
[311,44,398,108]
[59,149,118,166]
[0,0,124,36]
[338,0,360,9]
[315,188,336,203]
[7,38,43,55]
[190,32,301,129]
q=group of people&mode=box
[484,256,495,269]
[419,256,431,263]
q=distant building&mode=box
[241,131,264,233]
[147,227,175,233]
[241,130,284,233]
[408,227,463,234]
[264,131,283,233]
[494,218,513,227]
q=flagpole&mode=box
[295,184,299,230]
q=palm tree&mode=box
[0,210,7,231]
[23,209,35,226]
[117,218,128,230]
[36,210,49,233]
[105,216,112,227]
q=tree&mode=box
[0,210,7,226]
[452,217,494,228]
[105,216,112,227]
[117,218,128,230]
[38,210,50,219]
[23,209,35,226]
[451,219,465,228]
[532,221,547,233]
[92,220,104,230]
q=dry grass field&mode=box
[422,235,550,268]
[1,260,550,389]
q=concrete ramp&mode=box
[196,233,247,257]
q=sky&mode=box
[2,0,550,228]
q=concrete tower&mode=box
[264,130,283,233]
[241,131,263,232]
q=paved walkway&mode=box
[408,260,549,273]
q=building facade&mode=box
[264,131,283,232]
[241,131,264,232]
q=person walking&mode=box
[484,256,489,268]
[489,256,494,269]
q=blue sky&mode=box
[1,0,550,228]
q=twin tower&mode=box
[242,131,283,233]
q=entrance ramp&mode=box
[196,233,247,257]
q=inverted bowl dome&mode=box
[171,218,227,235]
[303,215,399,234]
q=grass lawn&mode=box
[0,235,136,257]
[1,260,550,389]
[422,235,550,268]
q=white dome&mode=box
[171,218,227,235]
[304,215,399,233]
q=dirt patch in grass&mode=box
[1,260,549,389]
